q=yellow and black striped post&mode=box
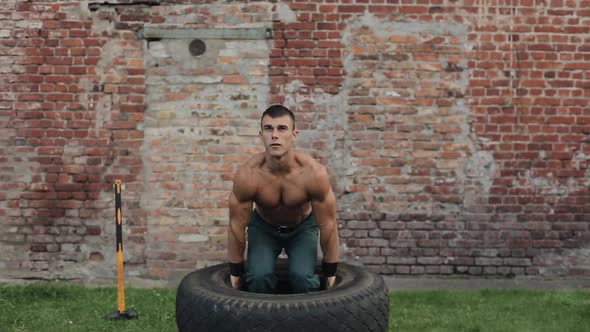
[106,179,138,320]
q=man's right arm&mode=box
[227,167,255,288]
[228,190,253,263]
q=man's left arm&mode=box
[310,166,340,285]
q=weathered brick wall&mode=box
[1,0,152,281]
[1,0,589,284]
[270,0,590,277]
[141,5,273,281]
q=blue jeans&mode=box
[245,210,320,293]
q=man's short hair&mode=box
[261,105,295,130]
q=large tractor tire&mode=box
[176,260,390,332]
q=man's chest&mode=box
[255,175,309,209]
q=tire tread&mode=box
[176,263,389,332]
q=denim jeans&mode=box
[245,210,320,293]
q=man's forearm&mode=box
[320,221,339,262]
[227,222,246,263]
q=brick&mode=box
[1,0,588,283]
[338,5,366,13]
[395,266,410,274]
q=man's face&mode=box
[260,115,298,157]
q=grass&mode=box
[0,284,589,331]
[391,289,590,332]
[0,284,176,332]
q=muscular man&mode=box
[227,105,340,293]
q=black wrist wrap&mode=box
[229,262,244,277]
[322,261,338,277]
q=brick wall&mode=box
[1,0,589,284]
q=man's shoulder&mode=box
[233,153,263,185]
[295,151,325,171]
[295,152,330,191]
[232,155,263,201]
[237,153,265,173]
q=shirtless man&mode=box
[227,105,339,293]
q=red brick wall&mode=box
[1,1,149,280]
[270,0,590,277]
[1,0,589,283]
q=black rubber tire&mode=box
[175,260,390,332]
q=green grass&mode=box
[0,284,176,332]
[1,284,589,331]
[391,289,590,332]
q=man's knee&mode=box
[246,271,276,293]
[247,270,274,282]
[289,270,320,292]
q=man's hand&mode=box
[230,275,242,290]
[229,262,245,290]
[326,276,336,289]
[322,261,338,289]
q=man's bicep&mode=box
[312,189,337,226]
[309,166,336,220]
[231,166,257,202]
[229,191,253,225]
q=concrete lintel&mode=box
[138,26,273,40]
